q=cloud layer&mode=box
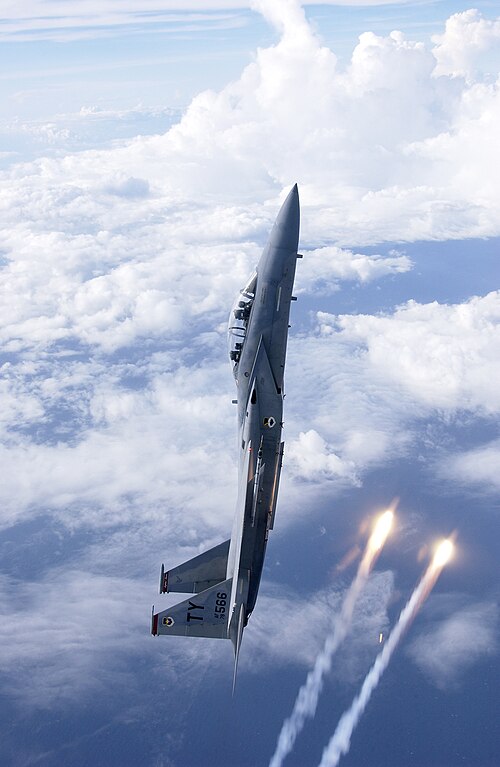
[0,3,499,724]
[0,5,498,544]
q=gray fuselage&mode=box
[226,185,300,637]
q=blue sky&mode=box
[1,1,499,766]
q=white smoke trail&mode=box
[317,542,453,767]
[269,511,394,767]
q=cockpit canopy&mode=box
[228,272,257,374]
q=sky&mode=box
[0,1,499,766]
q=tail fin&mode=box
[231,603,246,695]
[160,540,230,594]
[152,578,232,639]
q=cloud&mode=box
[0,358,239,534]
[0,176,260,353]
[432,9,500,79]
[441,439,500,492]
[0,9,498,762]
[1,182,497,526]
[0,570,146,707]
[272,288,500,498]
[161,2,500,241]
[3,5,499,254]
[287,430,360,485]
[0,107,182,169]
[0,1,499,703]
[284,320,417,478]
[318,291,500,414]
[104,176,151,198]
[407,601,499,687]
[0,567,230,709]
[295,247,412,294]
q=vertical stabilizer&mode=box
[152,579,232,638]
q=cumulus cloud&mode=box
[432,9,500,79]
[284,325,417,479]
[2,2,499,318]
[287,430,360,485]
[148,3,500,241]
[318,291,500,414]
[295,247,412,294]
[407,601,498,687]
[0,183,259,353]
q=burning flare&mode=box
[432,539,454,569]
[368,510,394,553]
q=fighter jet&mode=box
[151,184,301,687]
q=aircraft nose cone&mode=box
[269,183,300,251]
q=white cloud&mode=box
[284,327,417,479]
[0,358,239,534]
[0,370,45,439]
[287,430,360,485]
[295,247,412,294]
[407,601,498,687]
[273,290,500,496]
[2,5,499,252]
[0,6,498,751]
[319,291,500,414]
[0,6,499,691]
[160,2,500,242]
[441,439,500,492]
[0,570,145,706]
[432,9,500,79]
[0,567,231,708]
[2,5,500,275]
[1,230,496,531]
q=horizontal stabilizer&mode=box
[152,578,232,639]
[160,540,230,594]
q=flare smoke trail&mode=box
[269,510,394,767]
[317,539,454,767]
